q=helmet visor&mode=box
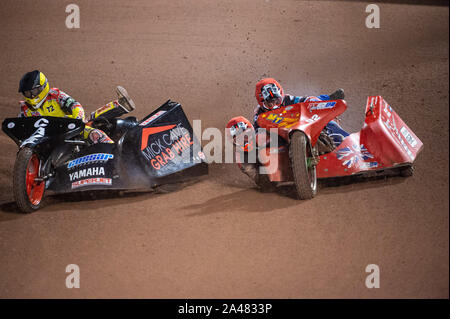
[23,85,44,99]
[261,83,282,109]
[263,96,282,109]
[230,121,254,146]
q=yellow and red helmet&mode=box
[255,78,284,110]
[18,70,50,109]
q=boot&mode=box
[329,88,345,100]
[116,86,136,113]
[316,130,335,155]
[239,163,276,191]
[240,163,259,183]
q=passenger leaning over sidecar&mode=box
[17,70,135,144]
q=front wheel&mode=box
[289,131,317,199]
[13,148,46,213]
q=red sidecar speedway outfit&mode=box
[19,88,113,144]
[231,78,350,186]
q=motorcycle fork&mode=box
[35,156,54,183]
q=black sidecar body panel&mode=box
[2,116,85,149]
[2,100,208,194]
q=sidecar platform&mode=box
[316,96,423,178]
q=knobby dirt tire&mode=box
[289,131,317,200]
[13,147,45,213]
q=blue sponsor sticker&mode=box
[68,153,114,169]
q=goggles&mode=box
[263,96,282,109]
[261,83,282,109]
[22,78,48,99]
[23,85,44,99]
[230,121,249,138]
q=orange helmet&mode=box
[255,78,284,110]
[226,116,255,151]
[226,116,254,138]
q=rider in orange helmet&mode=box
[253,78,346,132]
[231,77,349,186]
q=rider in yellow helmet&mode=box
[18,70,135,144]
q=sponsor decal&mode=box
[336,144,374,168]
[306,114,320,123]
[67,153,114,169]
[93,102,115,118]
[265,113,284,124]
[360,161,379,169]
[309,101,336,112]
[21,118,49,146]
[141,124,194,170]
[382,108,415,160]
[7,122,15,129]
[383,102,392,118]
[141,125,177,150]
[140,111,167,126]
[71,177,112,189]
[400,126,417,148]
[276,117,299,128]
[69,166,105,181]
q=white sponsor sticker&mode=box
[383,103,392,118]
[69,167,105,181]
[306,114,320,123]
[360,161,379,169]
[71,177,112,189]
[139,111,167,126]
[383,119,414,160]
[21,118,49,146]
[400,126,417,148]
[309,102,336,112]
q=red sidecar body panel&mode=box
[316,96,423,178]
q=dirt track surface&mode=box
[0,0,448,298]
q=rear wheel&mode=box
[289,131,317,199]
[13,148,45,213]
